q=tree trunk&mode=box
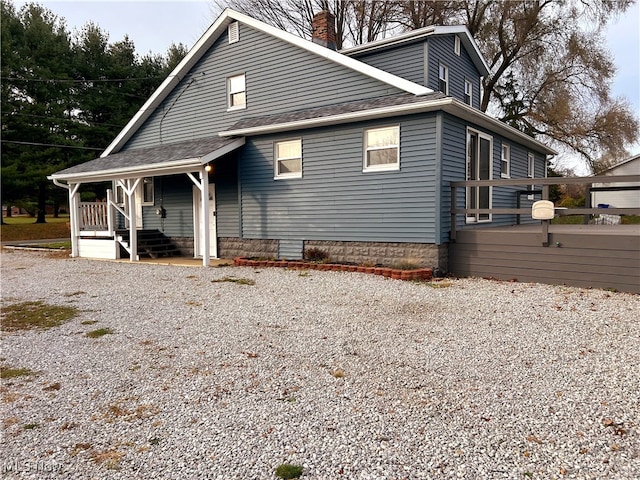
[35,182,47,224]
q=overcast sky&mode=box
[11,0,640,169]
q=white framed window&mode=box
[228,22,239,44]
[113,178,154,206]
[363,125,400,172]
[114,182,125,206]
[438,64,448,94]
[141,177,154,205]
[274,139,302,179]
[454,36,461,56]
[464,79,473,106]
[528,153,535,177]
[527,152,535,199]
[227,74,246,110]
[501,144,510,178]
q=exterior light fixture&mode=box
[204,164,213,172]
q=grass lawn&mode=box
[1,216,71,242]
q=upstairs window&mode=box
[438,64,449,95]
[454,36,461,56]
[364,126,400,172]
[274,139,302,179]
[227,74,246,110]
[464,79,473,105]
[501,144,510,178]
[228,22,239,44]
[528,153,535,178]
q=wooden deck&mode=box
[449,224,640,293]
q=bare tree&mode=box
[214,0,639,170]
[216,0,403,48]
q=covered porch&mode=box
[49,137,245,266]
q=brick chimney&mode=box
[311,10,337,50]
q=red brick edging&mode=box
[233,257,432,281]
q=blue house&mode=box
[50,8,555,270]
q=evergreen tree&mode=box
[1,1,186,221]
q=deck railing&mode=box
[450,174,640,245]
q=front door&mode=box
[193,183,217,258]
[466,130,492,222]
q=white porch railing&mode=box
[79,202,109,231]
[77,189,116,236]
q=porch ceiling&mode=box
[49,137,245,183]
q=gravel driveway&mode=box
[1,250,638,479]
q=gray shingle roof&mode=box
[223,92,446,132]
[54,137,239,176]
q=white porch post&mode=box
[125,178,141,262]
[186,170,211,267]
[200,171,210,267]
[68,183,81,258]
[106,189,115,235]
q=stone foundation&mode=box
[216,237,448,271]
[304,240,448,271]
[218,237,278,259]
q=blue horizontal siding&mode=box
[240,114,438,243]
[427,36,482,109]
[141,175,194,236]
[353,41,425,85]
[278,239,303,259]
[214,153,240,237]
[125,23,403,149]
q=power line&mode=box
[2,112,126,128]
[1,140,103,151]
[1,75,165,83]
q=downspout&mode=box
[435,112,443,246]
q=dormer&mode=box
[341,26,490,110]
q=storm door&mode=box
[466,129,493,222]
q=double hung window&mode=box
[439,64,449,94]
[363,126,400,172]
[464,79,473,106]
[274,139,302,179]
[227,74,246,110]
[501,144,510,178]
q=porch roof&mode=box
[49,137,245,183]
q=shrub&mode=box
[304,248,328,262]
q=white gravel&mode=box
[1,249,638,480]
